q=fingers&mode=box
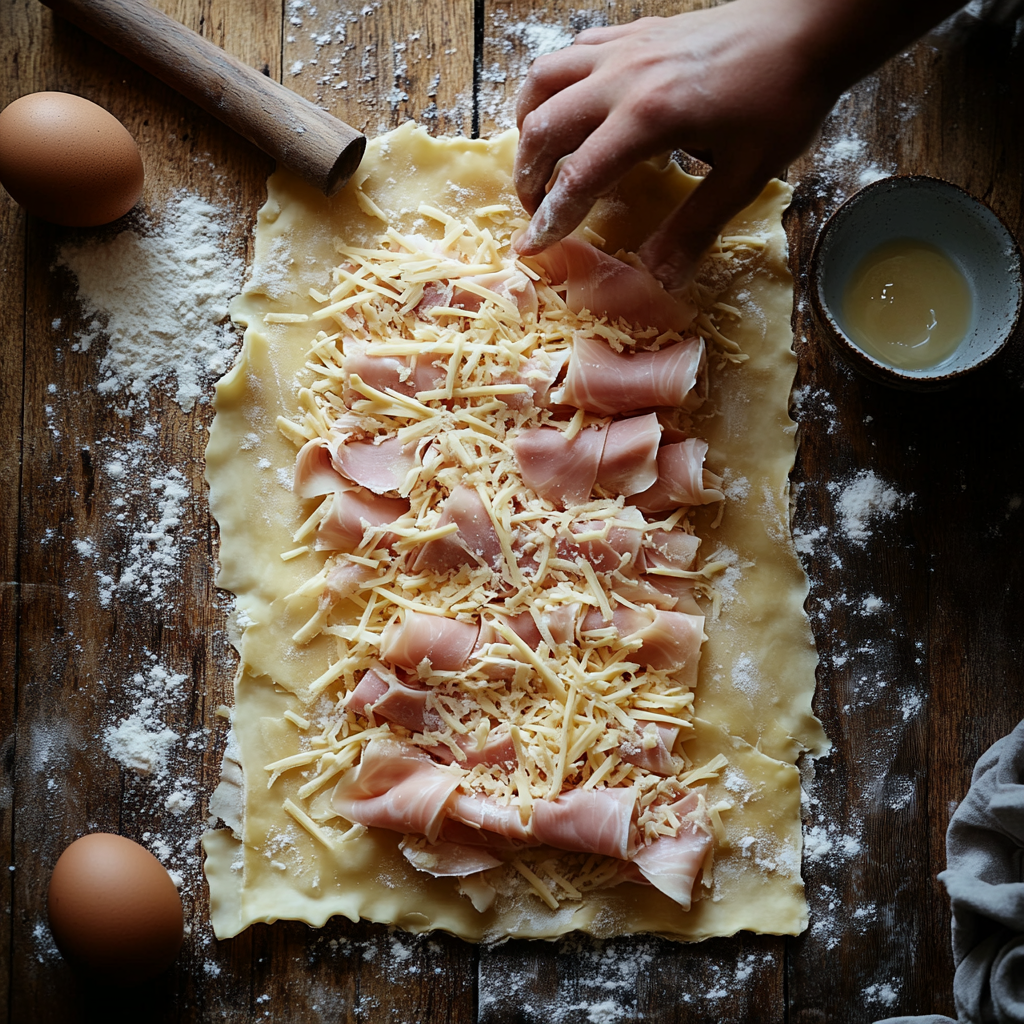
[514,74,613,216]
[639,160,773,290]
[573,18,656,46]
[515,115,660,255]
[515,46,599,131]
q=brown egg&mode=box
[0,92,144,226]
[47,833,184,981]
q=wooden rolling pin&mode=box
[41,0,366,196]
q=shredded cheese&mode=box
[266,204,745,908]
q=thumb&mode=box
[639,161,773,290]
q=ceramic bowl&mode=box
[809,175,1023,389]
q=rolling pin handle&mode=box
[39,0,366,196]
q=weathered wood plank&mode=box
[6,0,277,1019]
[0,1,33,1018]
[281,0,476,138]
[786,14,1024,1022]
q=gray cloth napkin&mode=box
[876,719,1024,1024]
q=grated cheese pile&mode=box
[264,202,755,907]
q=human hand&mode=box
[512,0,881,288]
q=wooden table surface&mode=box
[3,1,1024,1021]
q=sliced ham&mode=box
[447,791,534,844]
[618,721,680,776]
[331,435,419,495]
[502,604,580,650]
[430,725,518,768]
[531,237,695,333]
[631,821,712,911]
[629,439,725,513]
[450,268,539,319]
[293,437,346,498]
[330,738,461,843]
[640,529,704,612]
[343,338,445,398]
[512,424,607,508]
[380,611,481,672]
[320,561,378,611]
[316,489,410,551]
[622,609,705,676]
[531,787,636,860]
[595,414,661,495]
[343,665,391,715]
[412,484,504,575]
[494,350,568,412]
[646,529,701,569]
[559,336,706,417]
[582,607,704,678]
[611,575,680,610]
[400,839,502,878]
[556,506,646,573]
[372,675,436,733]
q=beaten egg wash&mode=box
[841,238,973,369]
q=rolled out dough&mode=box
[202,123,827,942]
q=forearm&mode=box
[778,0,965,95]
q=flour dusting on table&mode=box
[56,192,242,413]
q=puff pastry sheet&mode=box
[202,124,827,942]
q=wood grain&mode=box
[4,0,1024,1021]
[0,2,32,1015]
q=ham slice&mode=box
[646,529,701,569]
[320,561,378,611]
[400,839,502,877]
[595,414,661,495]
[429,726,518,768]
[447,791,534,844]
[631,821,712,911]
[380,611,481,671]
[582,607,704,679]
[371,674,436,733]
[412,484,504,575]
[618,721,680,776]
[556,506,646,573]
[502,604,580,650]
[531,237,695,333]
[293,437,346,498]
[641,529,703,612]
[315,489,410,551]
[513,417,662,505]
[629,439,725,513]
[331,436,419,495]
[512,424,607,508]
[343,665,390,715]
[331,738,461,843]
[343,338,445,399]
[450,268,539,319]
[622,609,705,677]
[559,336,706,417]
[612,576,680,610]
[531,788,636,860]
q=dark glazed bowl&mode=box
[809,175,1023,390]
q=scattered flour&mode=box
[863,981,900,1007]
[102,662,188,778]
[832,470,911,544]
[479,9,606,128]
[92,458,194,610]
[56,192,243,413]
